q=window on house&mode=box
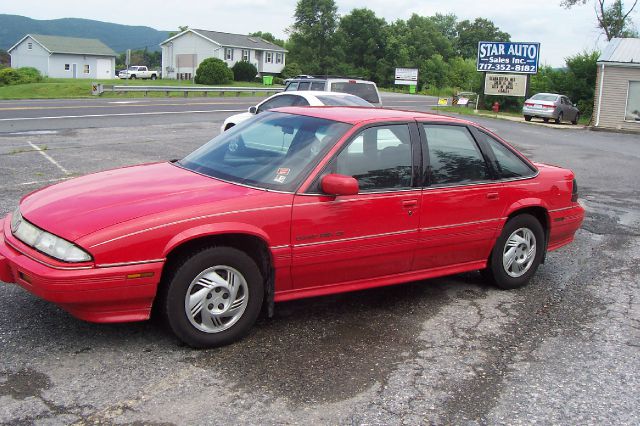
[84,64,90,74]
[64,64,70,71]
[625,81,640,122]
[242,50,250,61]
[27,42,33,50]
[266,52,272,63]
[276,53,282,64]
[225,48,234,61]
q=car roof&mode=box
[271,106,469,125]
[275,90,364,99]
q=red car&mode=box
[0,107,584,347]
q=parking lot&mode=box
[0,94,639,424]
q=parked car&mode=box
[118,66,158,80]
[221,91,374,132]
[523,93,580,124]
[0,107,584,348]
[284,77,382,107]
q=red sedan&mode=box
[0,107,584,347]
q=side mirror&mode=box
[249,106,257,114]
[321,174,359,196]
[573,103,577,107]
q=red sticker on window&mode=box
[277,168,290,175]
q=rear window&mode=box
[329,82,380,104]
[531,94,558,102]
[315,95,373,107]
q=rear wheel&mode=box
[524,115,532,122]
[162,246,264,348]
[483,214,544,289]
[151,74,157,80]
[543,117,549,123]
[555,112,563,124]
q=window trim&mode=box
[266,52,273,63]
[64,64,70,71]
[304,121,422,195]
[83,64,90,74]
[242,49,250,62]
[624,80,640,123]
[225,48,234,61]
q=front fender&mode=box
[162,222,272,257]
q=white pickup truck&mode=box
[118,66,158,80]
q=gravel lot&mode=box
[0,99,638,425]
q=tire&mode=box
[524,115,532,122]
[483,214,545,290]
[543,117,549,123]
[161,246,264,348]
[151,74,157,80]
[130,75,137,80]
[555,112,563,124]
[572,113,580,125]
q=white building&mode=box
[8,34,117,79]
[161,29,287,79]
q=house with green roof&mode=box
[8,34,117,79]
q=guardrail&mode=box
[92,83,283,97]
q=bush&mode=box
[194,58,233,85]
[232,61,258,82]
[0,67,43,86]
[281,62,302,79]
[273,77,284,85]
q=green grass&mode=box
[0,78,283,100]
[433,106,592,125]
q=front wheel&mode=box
[151,74,157,80]
[130,75,137,80]
[162,247,264,348]
[483,214,544,289]
[555,112,563,124]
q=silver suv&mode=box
[284,77,382,107]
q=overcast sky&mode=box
[4,0,637,66]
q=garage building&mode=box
[593,38,640,131]
[8,34,117,79]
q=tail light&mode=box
[571,178,579,202]
[524,102,535,107]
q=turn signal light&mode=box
[126,272,155,279]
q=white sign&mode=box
[484,73,528,97]
[395,68,418,85]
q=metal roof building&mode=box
[8,34,117,79]
[593,38,640,131]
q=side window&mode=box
[310,81,326,91]
[476,131,535,179]
[257,95,306,113]
[423,125,490,186]
[298,81,311,90]
[334,124,412,191]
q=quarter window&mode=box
[257,95,309,113]
[333,125,412,191]
[476,131,535,179]
[423,125,490,186]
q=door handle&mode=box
[402,199,418,208]
[487,192,500,200]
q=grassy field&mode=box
[0,78,282,100]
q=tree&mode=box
[194,58,233,85]
[232,61,258,81]
[421,54,450,89]
[168,25,189,38]
[249,32,285,47]
[287,0,340,74]
[0,49,10,68]
[429,13,458,41]
[336,8,388,80]
[455,18,511,59]
[561,0,638,40]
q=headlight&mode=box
[10,209,92,263]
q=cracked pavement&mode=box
[0,101,638,425]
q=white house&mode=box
[161,29,287,79]
[8,34,117,79]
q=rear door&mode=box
[415,123,506,270]
[290,122,422,289]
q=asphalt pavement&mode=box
[0,92,638,425]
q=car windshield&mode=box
[329,82,380,104]
[178,112,351,191]
[531,94,558,102]
[316,95,373,107]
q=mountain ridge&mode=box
[0,14,170,53]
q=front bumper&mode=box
[523,106,557,119]
[0,217,163,323]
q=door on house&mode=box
[96,59,111,79]
[72,64,77,79]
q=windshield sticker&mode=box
[277,168,290,176]
[274,174,287,184]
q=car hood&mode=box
[19,162,259,241]
[224,112,252,126]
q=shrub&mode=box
[0,67,43,86]
[273,77,284,85]
[232,61,258,82]
[16,67,43,84]
[0,68,21,86]
[281,63,302,79]
[194,58,233,85]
